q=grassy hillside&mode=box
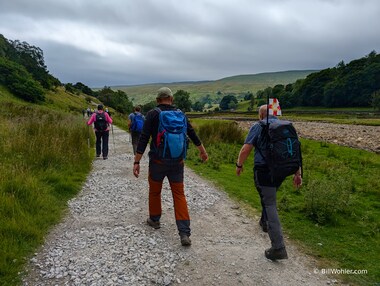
[111,70,316,105]
[0,85,100,285]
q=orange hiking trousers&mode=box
[148,159,190,236]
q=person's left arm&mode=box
[105,112,113,124]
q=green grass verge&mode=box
[0,100,93,285]
[186,120,379,286]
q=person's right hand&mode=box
[236,166,243,176]
[293,173,302,188]
[133,164,140,178]
[200,152,208,162]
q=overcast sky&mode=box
[1,0,379,87]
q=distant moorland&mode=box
[110,70,317,104]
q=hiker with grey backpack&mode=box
[132,87,208,246]
[236,103,302,261]
[87,104,113,160]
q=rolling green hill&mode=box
[111,70,317,105]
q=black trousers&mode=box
[95,130,109,158]
[130,131,141,155]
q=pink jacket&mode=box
[87,111,113,131]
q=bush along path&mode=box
[22,126,336,286]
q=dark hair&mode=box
[134,106,141,112]
[97,104,104,110]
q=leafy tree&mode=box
[141,100,157,113]
[65,83,75,93]
[0,57,45,102]
[200,94,213,105]
[96,87,133,114]
[372,90,380,110]
[192,101,204,112]
[173,89,192,112]
[244,92,253,100]
[219,94,237,110]
[73,82,93,96]
[228,101,237,110]
[8,39,60,89]
[249,95,255,110]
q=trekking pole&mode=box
[111,124,115,153]
[87,125,91,156]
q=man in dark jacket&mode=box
[133,87,208,246]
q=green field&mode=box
[109,70,316,105]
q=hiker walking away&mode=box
[236,104,302,260]
[132,87,208,246]
[87,104,113,160]
[86,107,91,117]
[128,106,145,155]
[105,108,111,117]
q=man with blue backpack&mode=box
[128,106,145,155]
[132,87,208,246]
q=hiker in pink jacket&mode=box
[87,104,113,159]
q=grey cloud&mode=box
[1,0,380,86]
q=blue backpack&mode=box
[131,113,144,132]
[155,107,187,159]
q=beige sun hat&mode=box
[156,87,173,99]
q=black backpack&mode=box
[259,120,302,183]
[94,112,108,131]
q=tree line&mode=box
[256,51,380,109]
[0,34,61,102]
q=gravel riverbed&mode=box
[23,126,341,286]
[238,120,380,153]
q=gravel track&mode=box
[22,126,339,286]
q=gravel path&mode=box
[23,126,337,286]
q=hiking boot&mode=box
[146,218,160,229]
[96,154,101,158]
[103,157,108,160]
[259,220,268,233]
[265,247,288,260]
[180,234,191,246]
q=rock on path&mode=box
[23,126,337,286]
